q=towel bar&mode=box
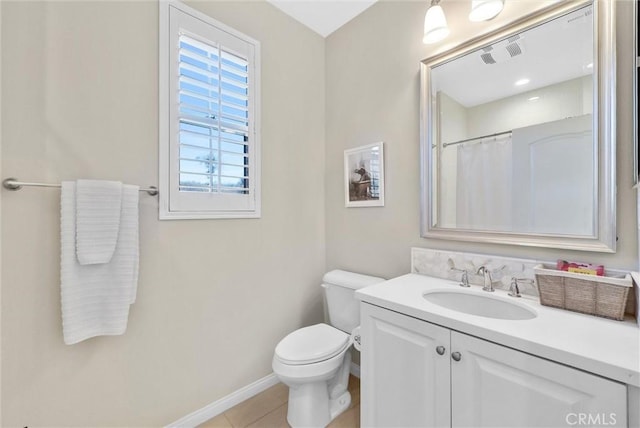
[2,178,159,196]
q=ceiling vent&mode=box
[480,36,524,64]
[480,46,496,64]
[505,41,523,57]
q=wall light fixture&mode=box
[423,0,450,44]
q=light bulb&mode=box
[423,4,450,44]
[469,0,504,22]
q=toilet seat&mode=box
[274,323,350,365]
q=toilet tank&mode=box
[322,270,385,333]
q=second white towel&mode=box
[76,179,123,265]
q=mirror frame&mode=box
[419,0,616,253]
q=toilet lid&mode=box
[275,323,350,365]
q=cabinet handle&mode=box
[451,351,462,361]
[436,345,446,355]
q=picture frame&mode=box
[344,142,385,207]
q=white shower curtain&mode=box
[456,136,512,231]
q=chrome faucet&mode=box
[508,277,521,297]
[477,266,494,292]
[451,268,470,287]
[459,270,470,288]
[509,277,534,298]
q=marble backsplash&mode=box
[411,247,638,314]
[411,247,541,296]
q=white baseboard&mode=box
[166,373,279,428]
[350,362,360,378]
[168,363,361,427]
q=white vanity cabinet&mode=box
[361,303,628,428]
[451,331,627,427]
[360,301,452,427]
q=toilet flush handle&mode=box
[351,326,362,351]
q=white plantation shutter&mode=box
[178,35,250,194]
[160,1,261,219]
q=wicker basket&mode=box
[534,264,632,321]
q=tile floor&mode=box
[198,375,360,428]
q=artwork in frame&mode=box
[344,142,385,207]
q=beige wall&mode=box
[326,0,638,278]
[2,0,638,425]
[466,76,592,137]
[438,91,467,228]
[1,1,325,425]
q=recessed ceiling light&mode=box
[515,78,530,86]
[586,62,594,69]
[528,96,540,101]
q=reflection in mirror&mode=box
[421,0,616,252]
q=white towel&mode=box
[76,179,123,265]
[60,181,140,345]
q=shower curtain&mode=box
[456,136,512,231]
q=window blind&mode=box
[178,34,250,195]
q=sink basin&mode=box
[423,289,537,320]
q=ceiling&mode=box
[264,1,592,104]
[431,4,593,107]
[265,0,379,37]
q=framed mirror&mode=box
[420,0,616,252]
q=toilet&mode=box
[272,270,385,428]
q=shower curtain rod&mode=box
[2,178,159,196]
[442,130,512,148]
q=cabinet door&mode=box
[361,303,451,428]
[451,331,627,427]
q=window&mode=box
[159,0,261,219]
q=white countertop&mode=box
[356,273,640,387]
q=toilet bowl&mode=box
[273,323,353,427]
[272,270,385,428]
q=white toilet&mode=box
[272,270,384,428]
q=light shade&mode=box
[423,4,450,44]
[469,0,504,22]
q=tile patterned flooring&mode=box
[198,375,360,428]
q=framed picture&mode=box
[344,142,385,207]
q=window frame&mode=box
[159,0,261,220]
